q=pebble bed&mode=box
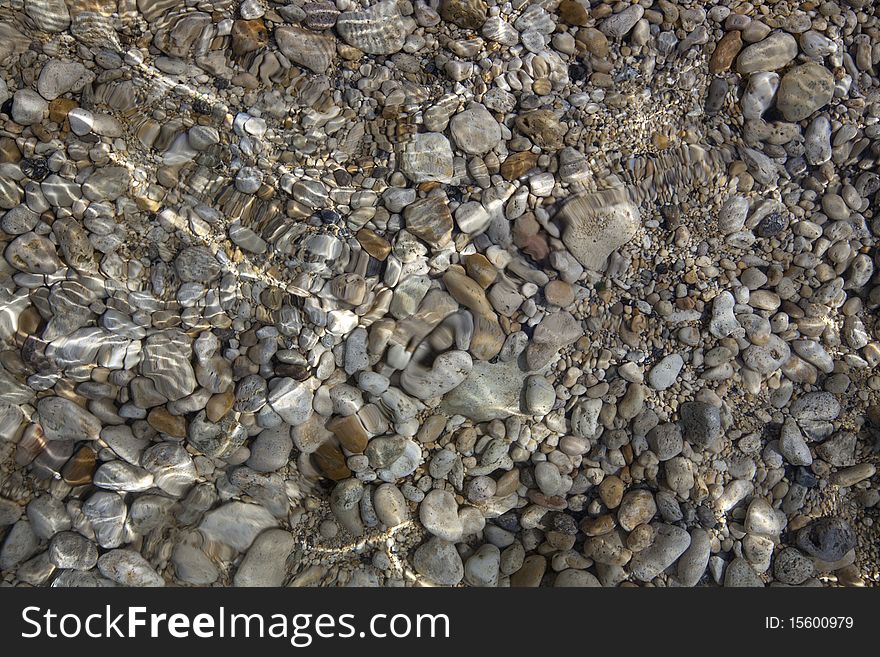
[0,0,878,588]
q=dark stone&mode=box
[756,212,786,238]
[679,401,722,450]
[569,63,588,83]
[319,209,340,224]
[796,517,856,562]
[547,512,578,535]
[705,78,728,114]
[20,158,49,181]
[794,466,819,488]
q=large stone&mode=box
[36,60,90,100]
[441,358,531,422]
[275,26,336,73]
[233,529,296,586]
[776,63,835,122]
[413,537,464,585]
[404,195,453,248]
[37,397,102,442]
[630,523,691,581]
[736,32,797,74]
[400,133,454,183]
[559,191,639,272]
[449,105,501,155]
[796,517,856,562]
[335,0,406,55]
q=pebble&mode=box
[630,523,691,582]
[49,531,98,571]
[724,557,764,587]
[233,529,295,587]
[600,5,644,38]
[419,489,463,542]
[246,426,293,472]
[741,72,779,120]
[464,543,500,587]
[97,549,164,587]
[679,401,722,451]
[373,483,408,527]
[450,105,501,155]
[400,133,454,183]
[776,63,835,122]
[199,502,277,552]
[559,195,639,272]
[675,529,711,586]
[773,548,815,585]
[736,32,798,73]
[336,1,406,55]
[38,397,102,442]
[779,418,812,466]
[11,89,48,125]
[647,354,683,391]
[36,60,89,101]
[414,537,464,586]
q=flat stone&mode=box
[736,31,797,74]
[199,502,277,552]
[647,354,683,390]
[400,350,472,400]
[404,195,453,248]
[710,30,742,73]
[450,105,501,155]
[11,89,47,125]
[97,549,164,587]
[275,26,336,74]
[82,166,130,201]
[675,528,711,586]
[419,489,463,541]
[5,232,62,274]
[37,397,102,442]
[36,60,90,101]
[336,0,406,55]
[630,523,691,581]
[373,483,408,527]
[441,358,531,422]
[267,378,314,425]
[559,192,639,272]
[400,133,454,183]
[233,529,295,586]
[776,63,835,122]
[724,557,764,587]
[413,536,463,585]
[600,5,644,38]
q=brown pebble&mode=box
[206,391,235,422]
[312,441,352,480]
[544,280,575,307]
[61,446,97,486]
[326,414,369,453]
[598,475,624,509]
[559,0,590,26]
[710,30,743,74]
[580,514,616,536]
[147,407,187,438]
[463,253,498,288]
[500,151,539,181]
[510,555,547,587]
[356,228,391,260]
